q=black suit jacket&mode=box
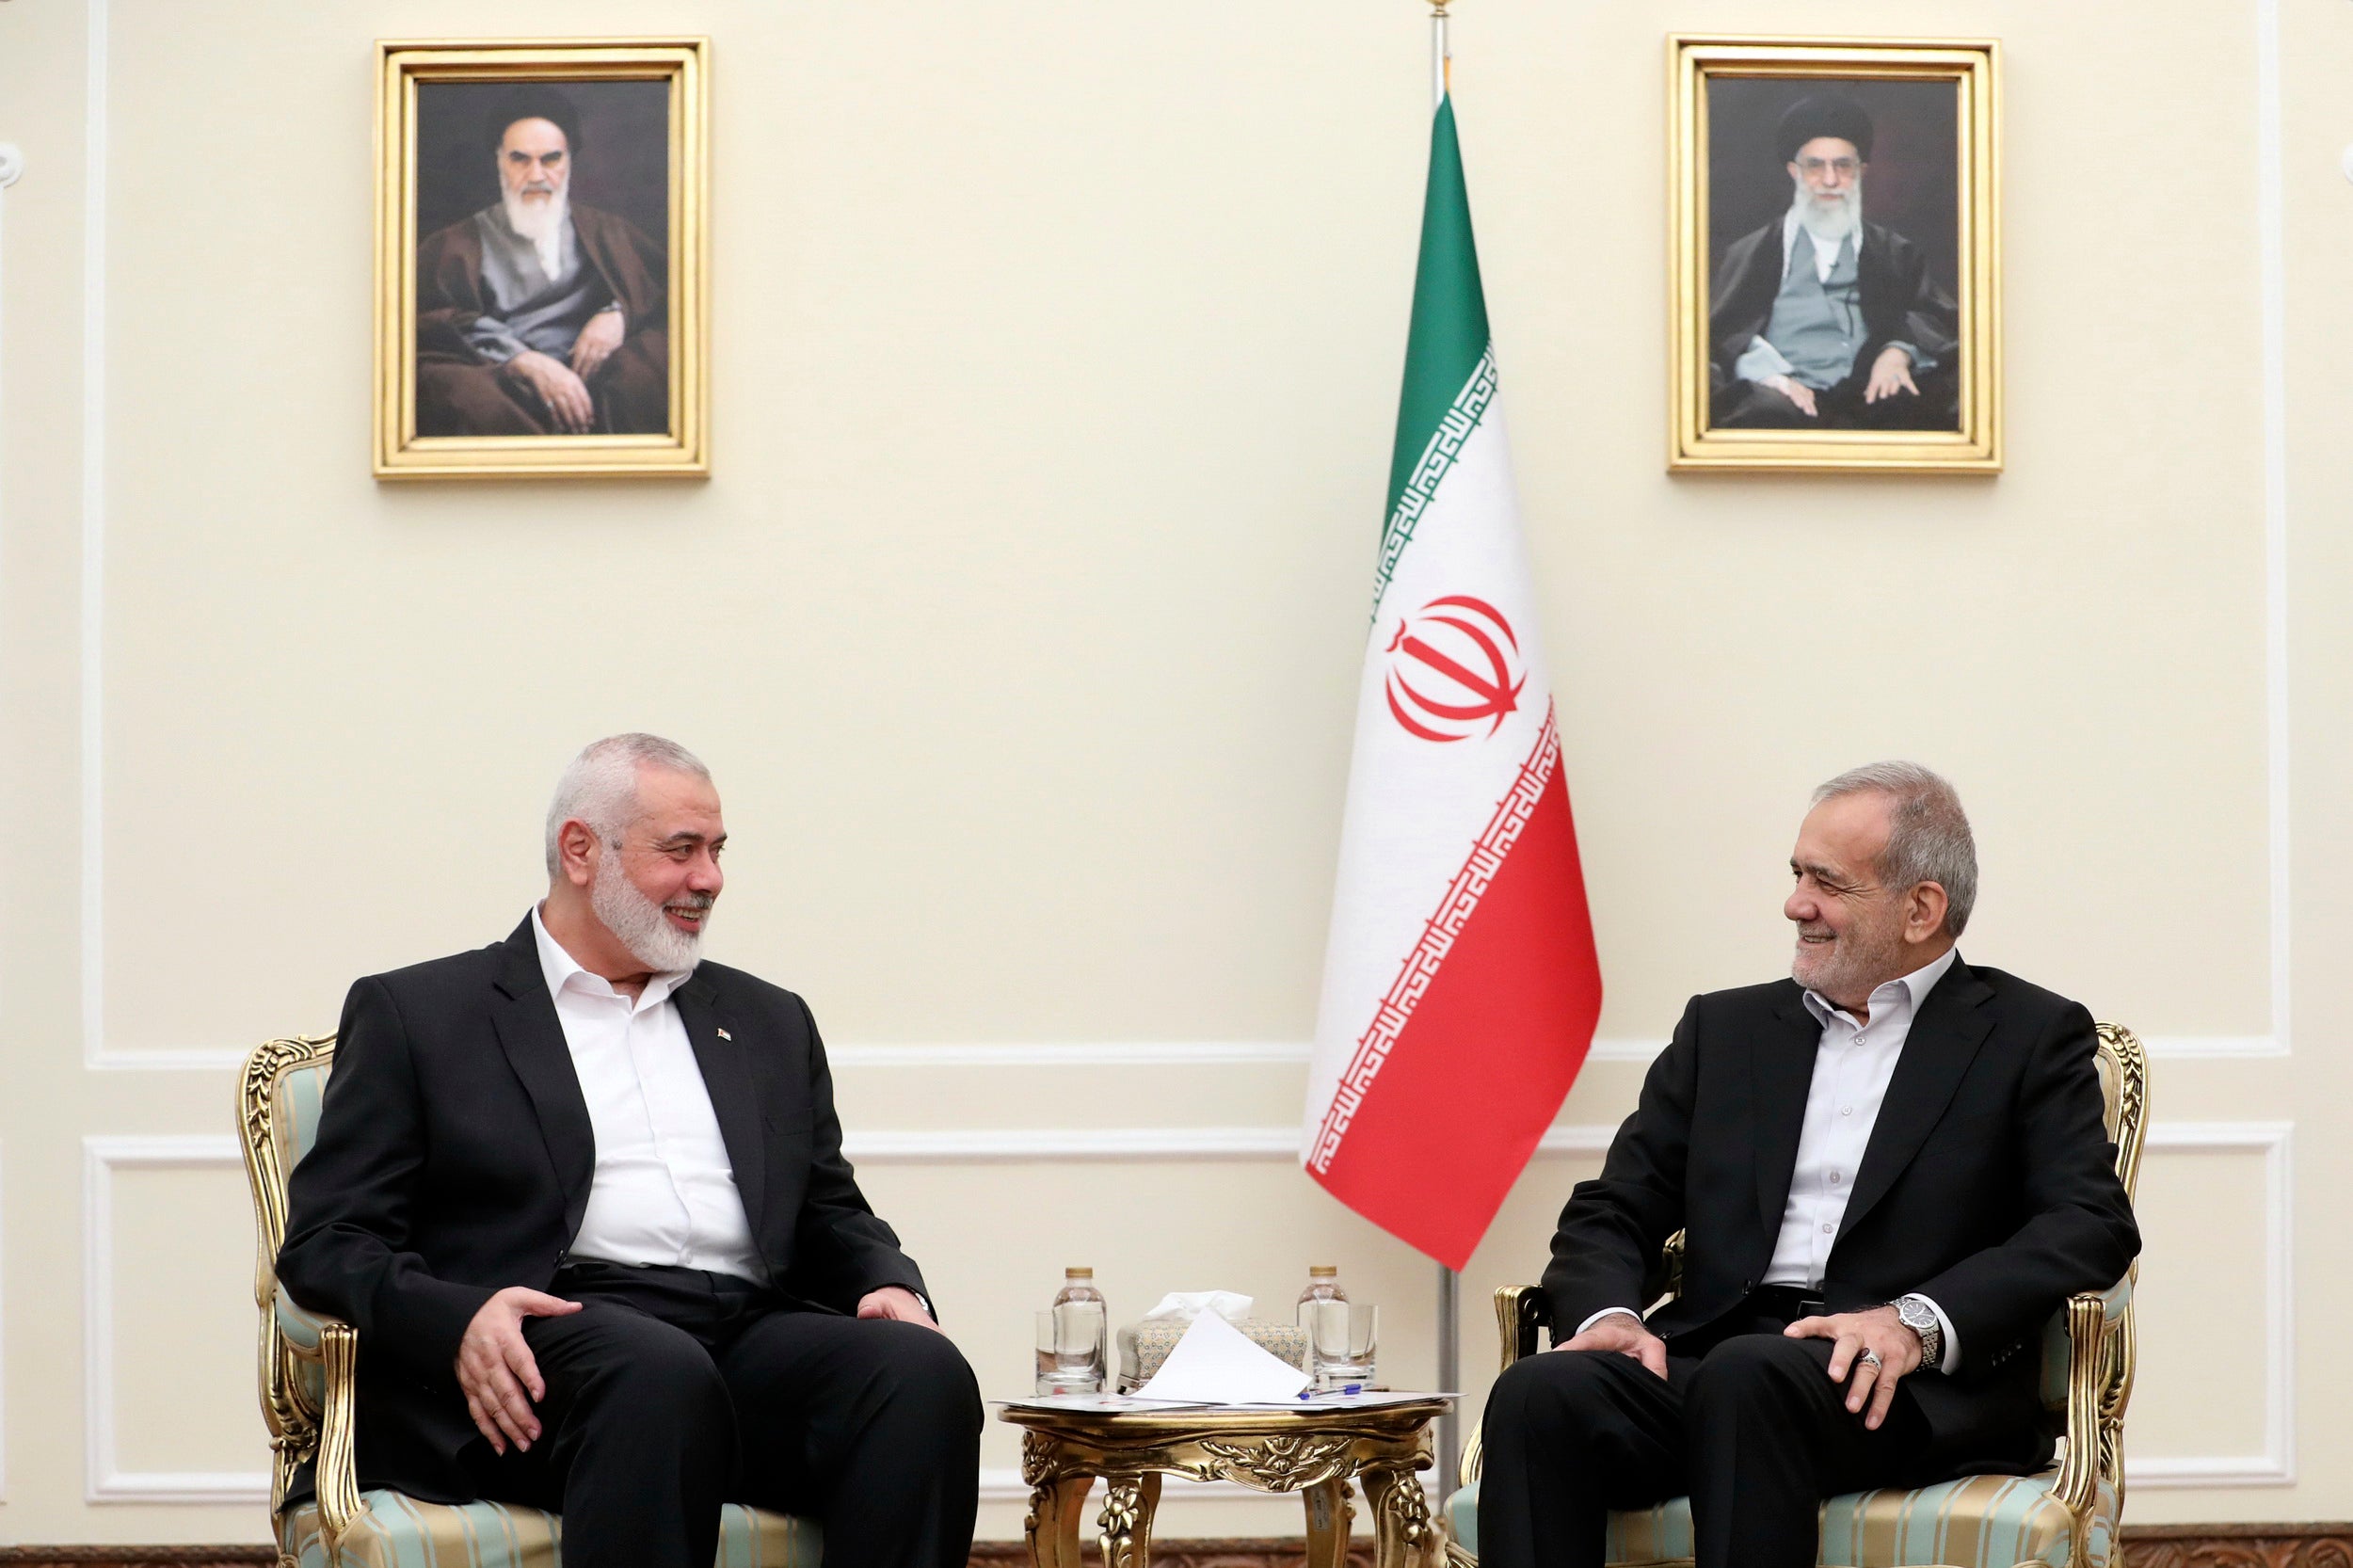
[1707,217,1961,396]
[278,919,928,1500]
[1542,958,2138,1473]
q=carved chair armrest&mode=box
[2047,1287,2127,1541]
[1460,1287,1554,1491]
[303,1315,366,1553]
[1496,1285,1553,1369]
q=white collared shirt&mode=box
[1578,947,1962,1369]
[1762,947,1961,1367]
[530,906,761,1281]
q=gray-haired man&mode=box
[280,734,982,1568]
[1476,762,2138,1568]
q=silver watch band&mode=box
[1892,1294,1942,1367]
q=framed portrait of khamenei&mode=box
[1669,37,2000,473]
[374,40,709,479]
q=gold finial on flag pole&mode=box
[1429,0,1453,107]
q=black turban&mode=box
[484,84,583,156]
[1775,94,1873,164]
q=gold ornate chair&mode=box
[238,1033,824,1568]
[1444,1023,2147,1568]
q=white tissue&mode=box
[1140,1289,1255,1323]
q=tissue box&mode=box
[1118,1318,1309,1391]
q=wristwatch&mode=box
[1890,1294,1943,1368]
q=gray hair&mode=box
[544,732,711,878]
[1812,760,1978,937]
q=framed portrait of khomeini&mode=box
[374,39,708,479]
[1668,37,1999,474]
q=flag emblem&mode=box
[1384,594,1525,743]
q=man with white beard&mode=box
[414,87,670,437]
[1707,95,1961,431]
[280,733,982,1568]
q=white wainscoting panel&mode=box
[2125,1122,2295,1488]
[82,1134,269,1503]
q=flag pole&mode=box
[1438,1263,1461,1502]
[1428,0,1462,1508]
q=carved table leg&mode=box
[1024,1472,1092,1568]
[1097,1471,1161,1568]
[1303,1475,1355,1568]
[1362,1462,1435,1568]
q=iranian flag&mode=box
[1304,93,1604,1270]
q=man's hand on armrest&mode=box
[456,1287,582,1455]
[1552,1307,1668,1380]
[856,1285,940,1332]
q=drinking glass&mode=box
[1303,1301,1378,1390]
[1033,1303,1108,1395]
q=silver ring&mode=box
[1859,1349,1883,1369]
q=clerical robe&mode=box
[414,202,668,438]
[1707,216,1960,432]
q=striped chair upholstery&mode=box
[240,1036,824,1568]
[1444,1023,2147,1568]
[1446,1471,2119,1568]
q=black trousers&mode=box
[459,1261,983,1568]
[1478,1312,1934,1568]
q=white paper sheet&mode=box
[996,1394,1213,1413]
[1134,1305,1313,1402]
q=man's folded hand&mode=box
[1551,1309,1669,1380]
[456,1286,584,1454]
[1785,1305,1923,1431]
[856,1285,940,1332]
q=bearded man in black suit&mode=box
[1708,95,1961,431]
[280,733,982,1568]
[1475,761,2138,1568]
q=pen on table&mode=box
[1300,1384,1364,1399]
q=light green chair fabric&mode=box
[243,1036,824,1568]
[279,1492,823,1568]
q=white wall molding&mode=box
[81,1030,2292,1078]
[69,0,247,1073]
[831,1041,1312,1069]
[1593,1035,2291,1064]
[82,1134,270,1504]
[843,1123,1617,1163]
[2125,1121,2295,1488]
[2255,0,2292,1051]
[825,1035,2285,1073]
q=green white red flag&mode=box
[1304,93,1604,1269]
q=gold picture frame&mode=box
[374,38,709,479]
[1668,36,1999,474]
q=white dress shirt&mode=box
[531,906,762,1282]
[1579,947,1962,1369]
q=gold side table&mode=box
[1000,1398,1449,1568]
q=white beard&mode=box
[589,850,709,973]
[1792,172,1862,251]
[501,185,570,280]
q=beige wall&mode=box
[0,0,2342,1544]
